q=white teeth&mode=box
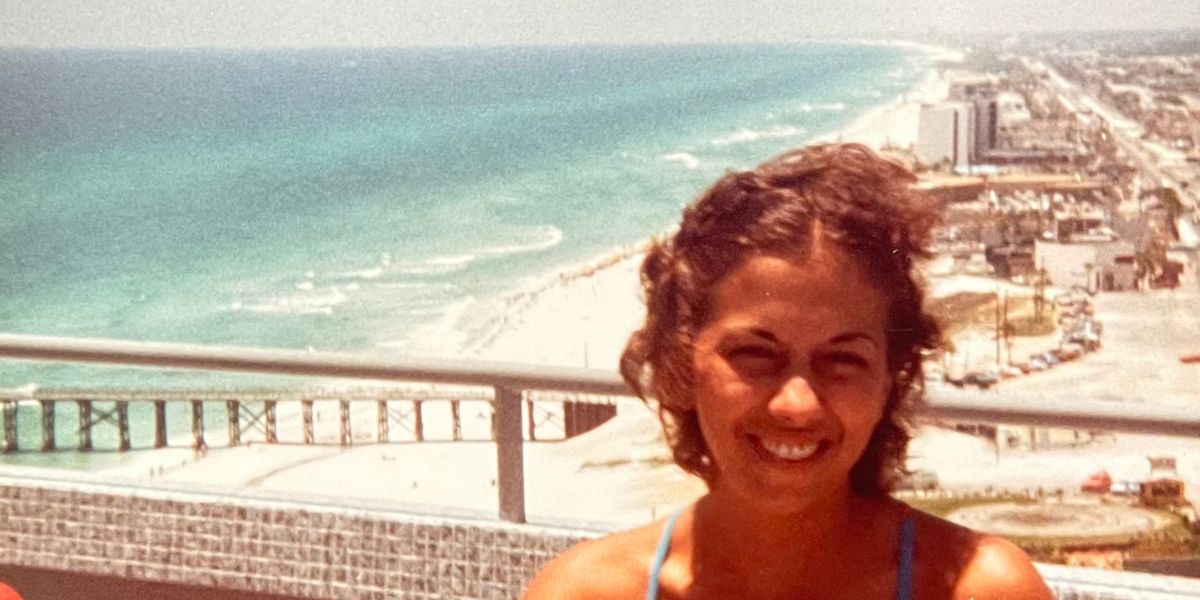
[761,439,819,460]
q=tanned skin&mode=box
[527,248,1052,600]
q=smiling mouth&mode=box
[753,436,825,463]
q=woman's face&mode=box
[690,240,892,510]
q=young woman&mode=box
[525,144,1051,599]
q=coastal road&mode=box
[1028,57,1199,217]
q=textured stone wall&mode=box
[0,470,593,599]
[4,469,1200,599]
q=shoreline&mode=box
[7,55,1015,525]
[457,54,953,366]
[116,60,959,499]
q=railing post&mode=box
[2,401,17,453]
[451,399,462,441]
[153,400,167,449]
[494,386,526,524]
[191,400,206,451]
[40,400,55,451]
[77,400,93,451]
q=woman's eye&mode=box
[725,347,783,371]
[822,352,869,372]
[729,346,776,360]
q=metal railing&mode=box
[2,332,1200,524]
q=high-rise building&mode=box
[974,97,998,160]
[917,102,975,169]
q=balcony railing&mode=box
[2,332,1199,523]
[2,333,1200,599]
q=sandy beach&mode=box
[92,56,1200,530]
[103,63,954,524]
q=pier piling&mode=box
[526,399,536,441]
[451,400,461,441]
[264,400,277,444]
[413,400,423,442]
[153,400,167,449]
[77,400,93,451]
[377,400,388,443]
[2,401,16,453]
[117,401,130,451]
[339,400,350,447]
[191,400,206,451]
[226,400,240,447]
[40,400,55,451]
[302,400,314,444]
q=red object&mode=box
[0,582,24,600]
[1181,354,1200,364]
[1082,470,1113,494]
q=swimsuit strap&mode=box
[646,508,685,600]
[895,507,917,600]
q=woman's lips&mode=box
[751,435,826,463]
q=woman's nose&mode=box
[766,375,822,423]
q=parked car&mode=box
[963,369,1000,389]
[1067,328,1101,351]
[999,365,1023,379]
[1056,343,1085,361]
[1038,351,1061,367]
[1110,480,1142,497]
[1082,470,1113,494]
[1027,357,1048,372]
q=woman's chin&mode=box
[710,471,851,515]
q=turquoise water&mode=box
[1,44,929,462]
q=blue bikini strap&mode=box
[895,510,917,600]
[646,508,684,600]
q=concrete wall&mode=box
[0,469,592,599]
[4,468,1200,599]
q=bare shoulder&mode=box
[955,533,1053,599]
[909,509,1053,600]
[523,522,662,600]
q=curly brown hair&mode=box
[619,143,943,496]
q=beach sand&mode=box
[104,65,952,524]
[101,61,1200,529]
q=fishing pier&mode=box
[1,387,619,455]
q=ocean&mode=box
[1,43,929,463]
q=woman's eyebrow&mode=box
[828,332,880,348]
[725,326,780,344]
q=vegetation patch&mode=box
[902,493,1199,562]
[928,292,1055,338]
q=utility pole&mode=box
[1002,290,1011,365]
[995,286,1003,369]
